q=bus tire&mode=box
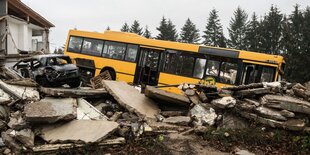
[101,67,116,80]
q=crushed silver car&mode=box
[12,55,81,88]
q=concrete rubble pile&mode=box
[2,64,310,153]
[167,81,310,132]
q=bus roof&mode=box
[67,29,284,64]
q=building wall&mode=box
[7,21,18,54]
[7,20,33,55]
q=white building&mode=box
[0,0,54,56]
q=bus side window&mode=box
[220,61,238,85]
[102,41,126,60]
[178,56,194,77]
[164,52,178,74]
[81,38,103,56]
[261,66,275,82]
[68,36,83,53]
[193,58,206,78]
[205,60,220,77]
[125,44,138,62]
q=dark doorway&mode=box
[135,48,162,86]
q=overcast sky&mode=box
[22,0,309,51]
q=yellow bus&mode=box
[64,29,285,92]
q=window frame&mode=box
[67,35,139,63]
[67,36,84,53]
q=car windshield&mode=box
[47,57,71,66]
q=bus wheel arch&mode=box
[100,67,116,80]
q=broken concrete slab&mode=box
[0,80,39,101]
[261,95,310,114]
[4,78,38,87]
[238,111,305,131]
[76,98,108,120]
[161,111,187,117]
[190,104,217,126]
[1,129,23,152]
[280,110,295,118]
[0,89,11,104]
[163,116,191,126]
[255,107,287,121]
[211,96,236,109]
[234,87,272,98]
[102,81,160,119]
[218,113,249,130]
[40,120,119,143]
[39,87,108,98]
[32,137,125,152]
[243,98,260,107]
[222,83,264,91]
[145,86,190,107]
[24,97,77,123]
[15,129,34,147]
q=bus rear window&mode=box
[68,36,83,53]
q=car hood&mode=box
[51,64,78,72]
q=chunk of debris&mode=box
[4,78,38,87]
[76,98,108,120]
[24,97,77,123]
[218,113,249,130]
[280,110,295,118]
[39,87,108,98]
[144,86,190,107]
[15,129,34,147]
[102,81,160,119]
[255,107,287,121]
[40,120,119,143]
[234,87,272,97]
[238,111,305,131]
[161,111,187,117]
[211,96,236,109]
[32,137,125,152]
[163,116,191,126]
[8,113,28,130]
[222,83,264,91]
[90,71,113,89]
[190,104,217,126]
[0,80,39,101]
[0,89,11,104]
[261,95,310,114]
[1,129,23,151]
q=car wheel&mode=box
[68,79,81,88]
[36,76,50,87]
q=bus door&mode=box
[135,47,163,86]
[241,60,278,84]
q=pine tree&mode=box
[130,20,143,35]
[283,5,310,82]
[120,22,130,32]
[143,25,152,38]
[106,26,111,30]
[203,9,226,47]
[246,13,261,51]
[156,17,178,41]
[228,7,249,50]
[260,5,283,55]
[180,18,200,43]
